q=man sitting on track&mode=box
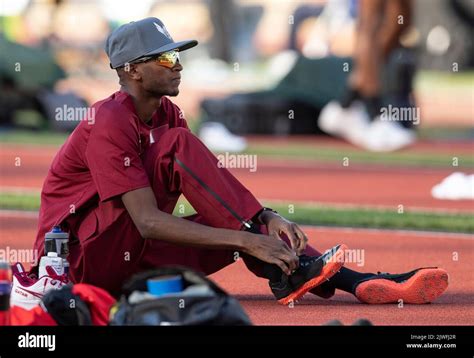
[19,18,448,307]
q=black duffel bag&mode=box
[109,266,252,326]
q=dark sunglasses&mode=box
[128,50,180,68]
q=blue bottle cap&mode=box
[45,226,69,240]
[147,275,183,297]
[52,226,62,233]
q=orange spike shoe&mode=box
[355,267,449,304]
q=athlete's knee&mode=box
[163,127,193,141]
[163,127,204,153]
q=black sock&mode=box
[243,223,283,283]
[320,267,374,294]
[340,88,360,108]
[363,96,382,119]
[339,88,382,121]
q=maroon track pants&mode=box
[67,128,328,297]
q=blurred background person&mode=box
[317,0,417,152]
[1,0,472,151]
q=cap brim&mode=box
[143,39,198,57]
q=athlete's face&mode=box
[142,59,182,97]
[128,56,183,97]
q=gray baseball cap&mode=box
[105,17,198,69]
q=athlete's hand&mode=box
[245,233,299,275]
[264,214,308,256]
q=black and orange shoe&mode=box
[354,267,449,304]
[271,244,347,305]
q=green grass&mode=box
[269,202,473,234]
[172,199,473,233]
[3,192,470,233]
[1,128,472,168]
[0,192,41,211]
[0,130,68,146]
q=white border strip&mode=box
[262,199,474,214]
[304,225,474,240]
[0,210,39,218]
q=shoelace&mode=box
[48,273,69,285]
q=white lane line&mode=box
[0,187,41,194]
[0,210,39,218]
[262,199,474,214]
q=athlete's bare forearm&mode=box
[122,186,251,251]
[122,187,298,274]
[143,209,251,250]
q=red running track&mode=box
[1,213,472,325]
[1,143,473,212]
[231,161,474,212]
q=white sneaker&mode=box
[319,101,416,152]
[318,100,371,147]
[431,172,474,200]
[10,262,69,310]
[199,122,247,153]
[363,119,416,152]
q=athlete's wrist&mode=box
[236,231,257,255]
[258,208,280,226]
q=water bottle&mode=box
[0,261,11,326]
[45,226,69,258]
[45,226,69,276]
[62,260,70,276]
[38,252,64,278]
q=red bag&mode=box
[10,305,57,326]
[72,284,115,325]
[8,283,115,326]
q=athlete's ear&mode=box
[123,63,141,81]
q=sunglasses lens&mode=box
[157,51,179,68]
